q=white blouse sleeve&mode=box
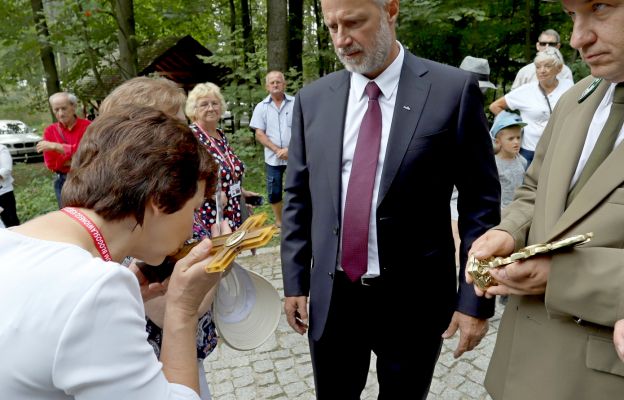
[52,266,200,400]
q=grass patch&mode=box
[13,162,57,222]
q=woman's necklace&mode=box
[60,207,112,261]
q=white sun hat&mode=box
[213,262,281,351]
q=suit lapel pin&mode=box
[403,105,411,111]
[578,78,602,104]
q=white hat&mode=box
[213,262,281,351]
[459,56,497,89]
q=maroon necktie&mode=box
[341,81,382,282]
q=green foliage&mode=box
[397,0,578,92]
[13,162,57,222]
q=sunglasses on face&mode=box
[538,41,558,47]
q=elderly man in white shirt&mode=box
[250,70,295,227]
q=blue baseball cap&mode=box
[490,111,527,139]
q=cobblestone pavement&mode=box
[204,247,502,400]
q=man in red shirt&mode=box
[37,92,91,208]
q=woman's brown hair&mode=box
[63,107,217,225]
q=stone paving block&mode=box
[283,381,309,398]
[276,369,299,385]
[429,378,447,395]
[269,349,292,359]
[467,367,487,384]
[211,381,234,397]
[258,385,285,399]
[452,360,472,376]
[433,363,449,378]
[445,372,467,389]
[252,359,274,373]
[472,355,490,371]
[274,357,295,371]
[440,387,465,400]
[233,373,254,388]
[231,365,252,378]
[257,371,277,385]
[294,363,313,377]
[458,378,487,398]
[233,386,256,400]
[215,393,236,400]
[292,344,310,355]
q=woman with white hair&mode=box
[490,47,573,166]
[185,83,259,238]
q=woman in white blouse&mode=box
[0,107,222,399]
[490,47,573,166]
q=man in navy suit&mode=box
[280,0,501,398]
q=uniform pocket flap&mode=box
[586,335,624,377]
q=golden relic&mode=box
[467,232,593,290]
[138,213,278,281]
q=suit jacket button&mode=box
[328,272,334,279]
[333,227,339,235]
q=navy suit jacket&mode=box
[281,50,501,341]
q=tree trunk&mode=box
[241,0,255,66]
[287,0,303,74]
[111,0,138,79]
[229,0,237,34]
[267,0,288,73]
[313,0,330,76]
[30,0,61,109]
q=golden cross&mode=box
[169,213,278,274]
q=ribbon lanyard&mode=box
[61,207,112,261]
[197,125,237,173]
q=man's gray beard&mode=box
[338,17,393,75]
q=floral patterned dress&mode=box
[190,124,246,239]
[145,126,245,362]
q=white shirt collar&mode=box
[350,41,405,102]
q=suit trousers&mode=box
[309,271,443,400]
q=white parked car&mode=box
[0,120,42,163]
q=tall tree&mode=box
[30,0,60,101]
[313,0,330,76]
[111,0,138,79]
[241,0,255,66]
[229,0,237,34]
[287,0,303,73]
[267,0,287,72]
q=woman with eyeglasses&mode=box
[511,29,574,90]
[185,83,260,239]
[490,47,574,166]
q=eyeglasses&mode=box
[196,101,220,110]
[538,41,559,47]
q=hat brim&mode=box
[213,262,281,351]
[479,81,497,89]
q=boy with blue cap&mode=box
[490,111,528,305]
[490,111,528,209]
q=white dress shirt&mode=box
[570,82,624,188]
[339,42,404,278]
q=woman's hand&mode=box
[165,239,223,317]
